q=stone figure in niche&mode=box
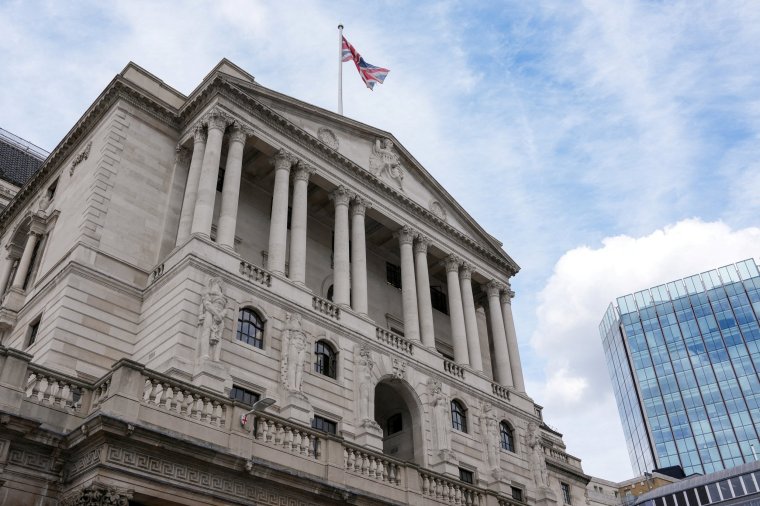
[480,403,501,474]
[357,346,379,429]
[527,421,550,488]
[197,277,230,362]
[428,379,450,452]
[281,312,308,394]
[369,138,404,190]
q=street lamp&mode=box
[241,397,276,472]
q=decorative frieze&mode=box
[369,137,405,190]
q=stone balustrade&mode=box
[239,260,272,287]
[312,295,340,320]
[375,327,414,356]
[253,411,323,459]
[420,471,484,506]
[142,373,228,429]
[343,443,403,486]
[542,444,582,469]
[491,382,510,401]
[443,359,466,380]
[25,364,89,412]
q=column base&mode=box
[355,419,383,451]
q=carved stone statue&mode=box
[357,346,378,427]
[428,379,450,452]
[281,312,308,394]
[197,277,229,362]
[527,421,550,488]
[480,403,500,474]
[369,138,404,190]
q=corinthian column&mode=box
[217,125,249,249]
[414,235,435,347]
[12,232,40,290]
[398,226,420,341]
[191,111,227,236]
[501,284,525,392]
[0,252,18,298]
[330,186,352,307]
[176,125,206,245]
[267,150,295,274]
[445,255,469,366]
[487,280,513,386]
[350,196,370,314]
[460,263,483,371]
[288,163,314,284]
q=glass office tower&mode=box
[600,259,760,476]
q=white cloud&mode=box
[530,219,760,480]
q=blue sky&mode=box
[2,0,759,481]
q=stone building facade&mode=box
[0,60,588,505]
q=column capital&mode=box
[486,280,505,298]
[273,149,296,171]
[28,215,47,236]
[174,144,191,166]
[6,243,23,259]
[444,254,462,273]
[459,262,474,280]
[396,225,416,245]
[350,196,371,216]
[292,163,315,182]
[413,235,431,254]
[329,185,353,206]
[192,124,207,144]
[203,109,229,132]
[500,289,515,304]
[228,124,250,144]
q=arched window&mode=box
[500,421,515,452]
[451,399,467,433]
[314,340,337,379]
[237,308,264,349]
[326,284,334,302]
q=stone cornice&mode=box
[180,76,519,278]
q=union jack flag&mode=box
[341,36,389,90]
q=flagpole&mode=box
[338,24,344,115]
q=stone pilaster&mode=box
[267,149,295,274]
[288,163,314,284]
[350,196,370,314]
[414,235,435,348]
[445,255,469,366]
[176,124,206,245]
[217,124,249,249]
[487,280,513,386]
[330,186,352,307]
[460,263,483,372]
[191,110,228,237]
[397,226,420,341]
[501,283,525,392]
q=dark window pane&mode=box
[458,468,473,484]
[386,262,402,289]
[718,480,732,500]
[236,308,264,348]
[216,166,225,192]
[500,422,515,451]
[28,320,40,347]
[684,488,698,506]
[430,285,448,314]
[730,477,744,496]
[511,487,523,502]
[312,415,337,435]
[742,474,757,494]
[386,413,403,435]
[696,486,709,505]
[664,493,676,506]
[314,340,337,379]
[229,386,260,407]
[451,400,467,433]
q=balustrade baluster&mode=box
[47,379,60,405]
[163,384,173,410]
[59,382,71,409]
[36,376,49,403]
[283,426,293,451]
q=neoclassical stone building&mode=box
[0,60,588,505]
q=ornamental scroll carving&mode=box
[281,312,309,395]
[197,277,230,362]
[318,127,339,150]
[369,137,404,190]
[69,141,92,176]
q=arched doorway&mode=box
[374,379,424,466]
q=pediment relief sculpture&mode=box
[429,200,447,222]
[317,127,339,150]
[369,137,404,191]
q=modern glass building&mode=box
[600,259,760,476]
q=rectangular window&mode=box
[386,262,402,289]
[561,483,572,504]
[430,285,448,314]
[312,415,337,435]
[229,386,260,407]
[511,487,523,502]
[27,318,40,348]
[458,468,474,484]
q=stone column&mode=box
[217,125,248,249]
[191,110,228,237]
[288,163,314,284]
[445,255,469,366]
[350,196,370,315]
[501,284,525,392]
[0,254,17,298]
[460,263,483,372]
[330,186,352,307]
[487,280,513,386]
[176,125,206,245]
[267,150,295,274]
[398,226,420,341]
[414,235,435,348]
[11,232,40,290]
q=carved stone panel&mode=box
[369,137,404,190]
[317,127,339,150]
